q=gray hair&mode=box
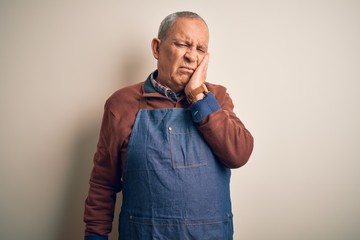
[158,11,207,41]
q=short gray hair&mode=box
[158,11,207,41]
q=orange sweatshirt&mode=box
[84,75,254,237]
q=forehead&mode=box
[168,18,209,44]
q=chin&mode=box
[177,79,190,89]
[178,74,192,83]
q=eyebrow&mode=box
[173,38,208,49]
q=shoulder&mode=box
[205,82,227,92]
[105,81,144,118]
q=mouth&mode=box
[179,66,195,73]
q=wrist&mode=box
[186,84,209,103]
[192,93,205,102]
[190,92,221,122]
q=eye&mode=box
[197,47,207,54]
[175,42,189,48]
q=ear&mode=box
[151,38,161,60]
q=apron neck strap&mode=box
[139,82,147,109]
[139,97,147,109]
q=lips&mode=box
[180,66,195,72]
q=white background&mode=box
[1,1,359,239]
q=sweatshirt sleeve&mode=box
[84,235,108,240]
[83,102,123,237]
[196,85,254,168]
[190,92,221,122]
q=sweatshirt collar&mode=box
[144,70,184,102]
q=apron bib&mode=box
[119,103,233,240]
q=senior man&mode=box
[84,11,254,240]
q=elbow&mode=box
[225,153,251,169]
[224,135,254,169]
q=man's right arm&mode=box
[84,102,123,239]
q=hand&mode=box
[184,53,210,96]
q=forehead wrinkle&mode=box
[166,19,209,49]
[172,35,208,48]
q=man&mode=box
[84,11,254,240]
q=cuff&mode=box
[190,92,221,122]
[85,235,108,240]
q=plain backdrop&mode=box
[1,1,359,240]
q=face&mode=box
[151,17,209,93]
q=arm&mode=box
[84,102,123,239]
[193,88,254,168]
[185,54,254,168]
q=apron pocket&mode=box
[129,215,233,240]
[169,126,210,168]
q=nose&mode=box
[184,48,198,63]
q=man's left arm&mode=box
[190,86,254,168]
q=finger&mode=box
[199,53,210,69]
[203,53,209,72]
[199,53,209,77]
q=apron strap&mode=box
[139,82,147,109]
[139,97,147,109]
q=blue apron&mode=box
[119,99,233,239]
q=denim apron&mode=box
[119,99,233,240]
